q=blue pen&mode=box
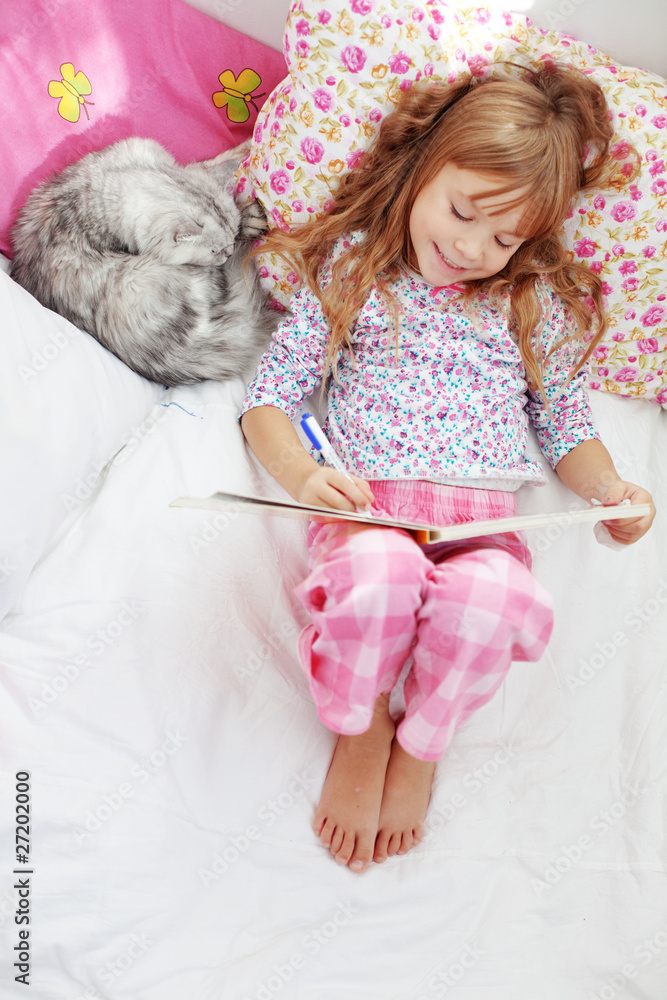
[300,413,355,485]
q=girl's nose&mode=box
[453,232,483,263]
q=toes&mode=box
[317,819,371,872]
[347,840,374,873]
[313,818,354,865]
[329,825,346,856]
[375,828,421,858]
[337,829,375,873]
[373,828,391,864]
[386,831,404,857]
[396,835,412,856]
[315,815,334,846]
[333,830,356,866]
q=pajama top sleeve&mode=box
[240,282,335,421]
[524,290,600,469]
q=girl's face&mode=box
[408,163,529,286]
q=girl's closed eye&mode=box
[449,204,515,251]
[450,205,470,222]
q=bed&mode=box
[0,1,665,998]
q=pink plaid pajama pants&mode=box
[295,480,554,762]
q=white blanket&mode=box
[1,366,665,999]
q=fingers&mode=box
[321,471,374,512]
[604,522,647,545]
[299,468,375,513]
[604,513,654,544]
[598,486,656,545]
[352,475,376,509]
[318,483,358,512]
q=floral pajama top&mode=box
[241,241,599,490]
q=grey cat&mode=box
[10,137,279,385]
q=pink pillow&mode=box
[0,0,286,257]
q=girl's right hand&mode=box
[295,466,375,513]
[241,406,374,513]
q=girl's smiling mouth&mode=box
[436,245,466,271]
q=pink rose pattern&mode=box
[300,137,324,163]
[340,45,366,73]
[269,169,290,195]
[240,0,666,405]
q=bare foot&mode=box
[313,693,395,873]
[373,740,436,864]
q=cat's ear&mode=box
[173,221,203,244]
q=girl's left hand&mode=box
[596,481,655,545]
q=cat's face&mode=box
[163,207,241,266]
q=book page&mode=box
[171,490,652,544]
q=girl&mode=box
[240,65,655,875]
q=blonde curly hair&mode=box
[254,64,625,397]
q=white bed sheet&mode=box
[0,373,665,1000]
[2,1,666,993]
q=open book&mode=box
[170,490,651,544]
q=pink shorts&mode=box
[367,478,529,566]
[295,480,553,761]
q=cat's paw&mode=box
[239,200,268,239]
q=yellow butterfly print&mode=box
[48,63,94,123]
[212,68,264,123]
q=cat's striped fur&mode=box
[10,137,279,385]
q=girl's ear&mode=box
[173,220,203,243]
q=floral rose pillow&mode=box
[561,76,666,403]
[236,0,667,405]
